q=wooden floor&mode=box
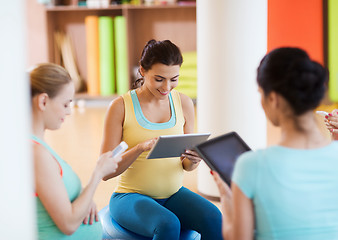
[45,104,331,210]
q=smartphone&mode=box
[316,111,329,117]
[112,141,128,157]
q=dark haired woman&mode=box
[212,47,338,240]
[100,40,222,240]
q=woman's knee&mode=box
[202,205,222,227]
[154,213,181,237]
[197,206,222,239]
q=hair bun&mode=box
[257,47,328,115]
[283,58,327,114]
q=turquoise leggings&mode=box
[109,187,223,240]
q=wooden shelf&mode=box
[44,2,196,96]
[45,3,196,11]
[122,3,196,9]
[45,5,122,11]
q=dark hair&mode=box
[257,47,328,115]
[133,39,183,88]
[30,63,72,99]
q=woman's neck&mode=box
[136,86,151,100]
[32,113,45,139]
[278,111,331,149]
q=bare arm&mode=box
[179,93,201,171]
[100,97,156,180]
[231,183,255,239]
[34,145,119,235]
[212,172,255,240]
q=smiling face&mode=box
[43,82,75,130]
[141,63,180,99]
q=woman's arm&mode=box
[100,97,156,180]
[179,93,202,171]
[34,145,119,235]
[213,172,255,240]
[232,183,255,239]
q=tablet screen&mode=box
[146,133,211,159]
[195,132,251,186]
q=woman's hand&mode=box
[83,202,98,225]
[96,151,122,180]
[325,109,338,139]
[102,138,158,181]
[181,149,202,164]
[212,171,233,222]
[181,149,202,171]
[137,137,158,152]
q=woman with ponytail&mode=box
[212,47,338,240]
[100,40,222,240]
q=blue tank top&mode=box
[32,135,102,240]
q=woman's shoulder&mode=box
[237,148,266,163]
[235,147,279,171]
[107,95,125,114]
[33,141,56,166]
[177,91,193,103]
[237,142,338,165]
[176,91,194,110]
[109,94,125,107]
[33,140,65,194]
[103,95,127,131]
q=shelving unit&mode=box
[44,2,196,94]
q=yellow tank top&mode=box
[115,90,185,199]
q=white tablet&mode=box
[146,133,211,159]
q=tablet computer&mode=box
[146,133,211,159]
[195,131,251,186]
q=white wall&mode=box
[197,0,268,197]
[0,1,36,239]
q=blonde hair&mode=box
[30,63,72,99]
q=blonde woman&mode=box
[30,63,121,239]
